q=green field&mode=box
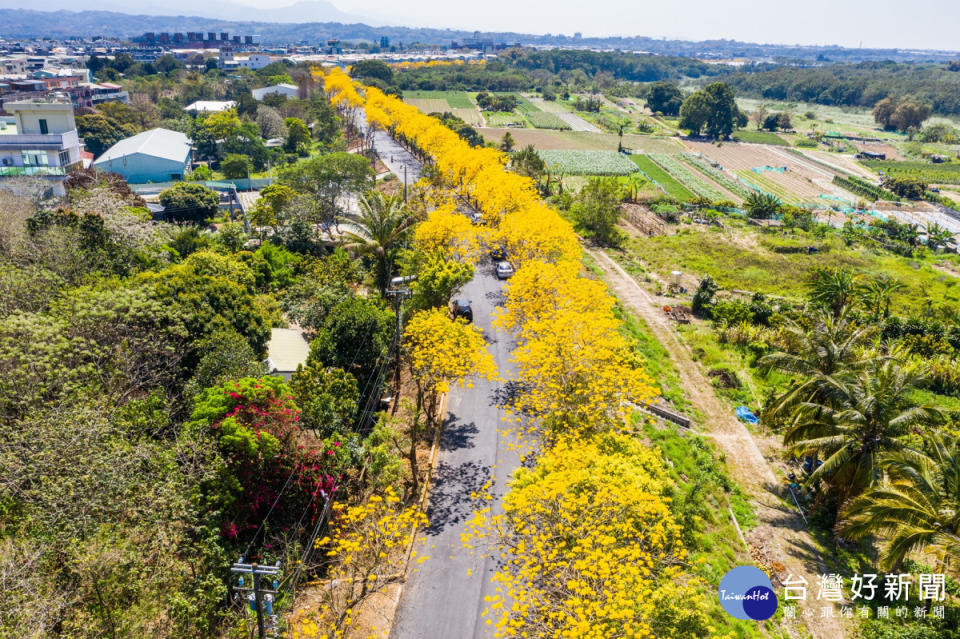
[861,160,960,185]
[537,150,639,176]
[629,154,696,200]
[484,111,526,127]
[403,90,474,109]
[526,112,571,130]
[732,129,789,146]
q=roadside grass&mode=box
[614,302,690,412]
[634,414,763,639]
[630,154,696,201]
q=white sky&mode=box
[239,0,960,51]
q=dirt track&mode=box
[590,248,848,639]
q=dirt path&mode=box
[590,248,847,639]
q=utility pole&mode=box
[386,276,415,413]
[403,164,408,203]
[230,560,281,639]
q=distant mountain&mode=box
[0,8,956,63]
[0,0,362,25]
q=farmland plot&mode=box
[537,150,639,176]
[685,141,851,205]
[477,128,683,153]
[630,155,695,200]
[648,154,732,202]
[406,98,450,114]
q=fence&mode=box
[131,177,274,195]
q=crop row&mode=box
[526,112,572,130]
[832,175,900,202]
[680,153,756,199]
[648,154,726,201]
[861,160,960,185]
[538,150,640,176]
[734,170,803,205]
[629,155,695,200]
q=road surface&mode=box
[363,110,523,639]
[390,264,523,639]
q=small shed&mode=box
[184,100,237,114]
[266,328,310,381]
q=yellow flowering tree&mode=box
[403,308,496,493]
[413,202,482,263]
[476,433,711,639]
[291,488,427,639]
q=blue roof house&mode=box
[93,128,191,183]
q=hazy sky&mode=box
[239,0,960,50]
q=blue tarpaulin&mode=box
[736,406,759,424]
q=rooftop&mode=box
[266,328,310,374]
[93,128,190,164]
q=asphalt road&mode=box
[390,263,523,639]
[364,111,523,639]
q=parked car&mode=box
[495,261,514,280]
[470,212,485,225]
[490,246,506,261]
[451,299,473,323]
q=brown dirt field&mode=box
[589,247,850,639]
[684,140,851,203]
[855,141,902,161]
[796,149,878,180]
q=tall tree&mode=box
[341,192,417,295]
[783,361,943,497]
[842,432,960,573]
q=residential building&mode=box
[235,54,274,70]
[93,128,191,183]
[0,96,84,195]
[252,83,298,100]
[184,100,237,114]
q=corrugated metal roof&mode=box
[93,128,190,165]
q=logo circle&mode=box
[718,566,778,620]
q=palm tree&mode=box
[859,274,905,319]
[759,308,880,421]
[808,267,860,318]
[341,191,417,295]
[842,432,960,573]
[783,361,943,497]
[925,222,957,252]
[744,192,781,219]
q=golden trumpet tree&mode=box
[403,308,496,494]
[291,488,427,639]
[471,433,710,639]
[413,202,482,263]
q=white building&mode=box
[0,97,84,196]
[184,100,237,114]
[252,83,298,101]
[235,54,274,70]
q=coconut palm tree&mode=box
[341,191,417,295]
[859,274,906,320]
[842,432,960,573]
[808,267,861,318]
[783,360,943,497]
[758,308,880,421]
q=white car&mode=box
[495,261,514,280]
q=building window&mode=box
[22,150,49,167]
[58,150,70,167]
[38,119,48,135]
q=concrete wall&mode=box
[94,151,190,184]
[11,103,75,135]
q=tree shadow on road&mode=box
[425,457,491,535]
[438,412,478,452]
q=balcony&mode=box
[0,165,67,176]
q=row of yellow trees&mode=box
[316,67,712,637]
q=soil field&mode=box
[449,107,483,126]
[478,128,684,152]
[796,149,878,179]
[684,140,851,205]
